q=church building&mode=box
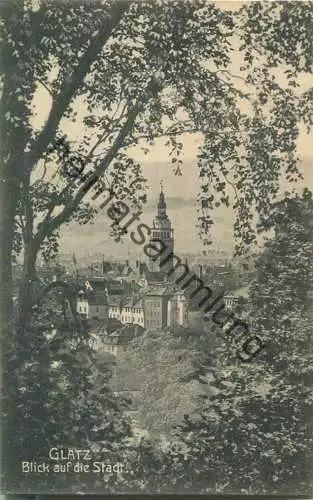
[76,183,189,334]
[148,181,174,282]
[143,183,189,329]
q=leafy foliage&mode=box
[113,329,206,439]
[164,191,313,494]
[2,281,132,492]
[2,1,313,267]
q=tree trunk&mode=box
[0,85,25,491]
[17,239,38,331]
[0,189,16,329]
[0,162,26,491]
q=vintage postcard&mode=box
[1,0,313,495]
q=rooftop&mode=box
[108,294,144,308]
[101,324,144,345]
[88,317,122,333]
[107,296,123,307]
[225,284,250,299]
[145,285,173,297]
[87,318,108,333]
[88,292,108,306]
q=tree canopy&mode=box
[1,1,313,282]
[113,327,220,442]
[164,190,313,494]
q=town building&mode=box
[224,284,249,311]
[144,285,173,329]
[167,290,189,328]
[76,278,109,319]
[76,183,189,331]
[76,276,133,319]
[77,290,108,319]
[107,295,145,327]
[148,182,174,281]
[142,184,189,328]
[88,319,144,357]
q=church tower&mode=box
[149,182,174,279]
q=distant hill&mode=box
[144,197,196,211]
[59,197,235,261]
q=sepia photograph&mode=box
[1,0,313,495]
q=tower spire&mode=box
[149,179,174,280]
[158,180,166,215]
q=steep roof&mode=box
[122,295,144,308]
[229,284,250,298]
[147,270,167,283]
[158,189,166,210]
[102,261,113,273]
[138,262,150,276]
[87,318,108,333]
[87,292,108,306]
[88,317,122,334]
[120,263,134,276]
[108,293,144,309]
[107,280,127,295]
[144,285,173,297]
[101,323,144,345]
[107,296,123,307]
[137,263,170,284]
[85,276,109,288]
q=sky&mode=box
[128,125,313,202]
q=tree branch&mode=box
[126,125,199,145]
[36,78,54,97]
[16,216,25,231]
[215,69,249,84]
[22,173,34,246]
[222,171,240,204]
[34,72,164,243]
[38,157,48,182]
[201,66,252,100]
[38,101,129,223]
[35,100,142,242]
[124,122,249,147]
[86,101,128,159]
[25,1,128,174]
[33,280,82,332]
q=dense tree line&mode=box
[158,191,313,494]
